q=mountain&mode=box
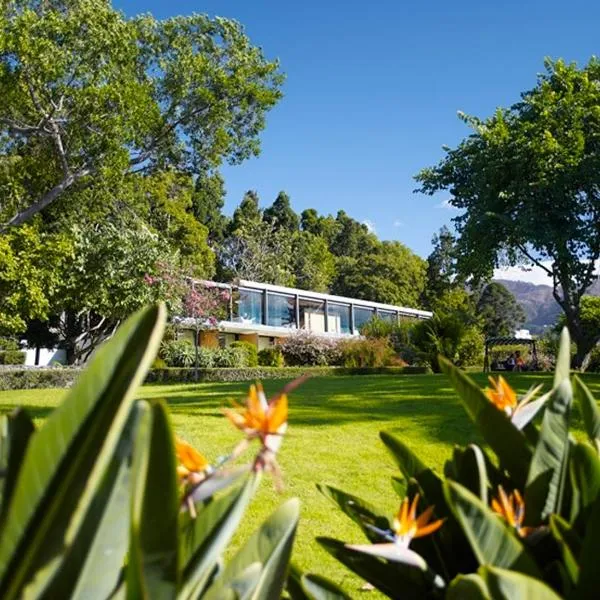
[493,278,600,334]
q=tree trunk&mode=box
[560,303,594,371]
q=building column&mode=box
[350,304,355,334]
[262,290,268,326]
[324,299,329,333]
[295,294,300,329]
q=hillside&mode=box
[494,278,600,333]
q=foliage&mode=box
[0,367,81,391]
[160,339,196,368]
[0,304,303,598]
[263,191,300,233]
[191,170,229,245]
[230,341,259,367]
[338,338,394,368]
[0,338,19,351]
[212,346,247,368]
[0,351,25,365]
[280,332,342,366]
[477,282,526,338]
[413,313,469,372]
[292,232,336,293]
[456,326,485,368]
[0,0,283,227]
[307,328,600,598]
[557,296,600,371]
[258,346,285,367]
[423,226,459,309]
[0,224,72,334]
[416,58,600,366]
[332,241,427,307]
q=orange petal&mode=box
[413,518,444,538]
[175,439,208,472]
[498,486,515,525]
[408,494,420,523]
[224,408,247,430]
[414,504,435,529]
[267,394,288,432]
[491,497,503,516]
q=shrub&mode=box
[338,337,394,368]
[159,339,195,367]
[229,340,258,367]
[0,350,26,365]
[588,344,600,372]
[0,368,81,390]
[0,337,20,351]
[0,305,318,599]
[280,331,341,366]
[258,345,284,367]
[456,325,484,367]
[301,327,600,598]
[151,356,167,369]
[212,346,246,368]
[359,316,395,339]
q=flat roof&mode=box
[230,279,432,318]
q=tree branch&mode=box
[1,166,91,231]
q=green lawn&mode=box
[1,372,599,594]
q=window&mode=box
[327,303,351,334]
[237,288,263,324]
[267,293,296,328]
[354,306,375,331]
[299,298,326,333]
[378,310,397,324]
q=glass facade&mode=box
[353,306,375,330]
[378,310,397,324]
[267,293,296,328]
[327,303,351,334]
[237,288,263,324]
[299,298,326,333]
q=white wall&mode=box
[24,348,67,367]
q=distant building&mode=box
[177,279,432,349]
[514,329,533,340]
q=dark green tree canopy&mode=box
[0,0,283,228]
[477,282,526,338]
[416,58,600,364]
[423,226,458,308]
[230,190,262,233]
[263,191,299,232]
[191,170,229,244]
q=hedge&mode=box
[0,365,432,391]
[0,351,26,365]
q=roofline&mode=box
[198,278,433,319]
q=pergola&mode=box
[483,336,538,372]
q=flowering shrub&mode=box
[304,328,600,598]
[280,331,342,366]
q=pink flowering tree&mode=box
[181,282,231,374]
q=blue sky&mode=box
[115,0,599,258]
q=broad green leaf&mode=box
[569,442,600,526]
[128,401,179,599]
[179,474,260,599]
[316,484,389,543]
[300,573,352,600]
[447,573,491,599]
[573,494,600,600]
[480,565,562,599]
[438,357,532,487]
[573,376,600,452]
[525,379,572,524]
[549,515,581,585]
[0,304,165,599]
[0,409,35,524]
[444,481,541,577]
[451,445,489,505]
[317,537,437,600]
[554,327,571,387]
[205,498,300,600]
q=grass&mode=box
[1,372,599,594]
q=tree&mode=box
[229,190,262,233]
[300,209,340,246]
[191,170,229,244]
[218,220,295,286]
[416,58,600,366]
[423,226,458,308]
[477,282,526,338]
[330,210,378,257]
[557,295,600,371]
[0,224,72,334]
[0,0,283,228]
[56,221,186,362]
[292,232,336,292]
[332,241,426,306]
[263,191,299,232]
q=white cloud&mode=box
[436,198,459,210]
[362,220,376,234]
[493,263,554,286]
[393,220,404,227]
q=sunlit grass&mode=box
[1,372,598,594]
